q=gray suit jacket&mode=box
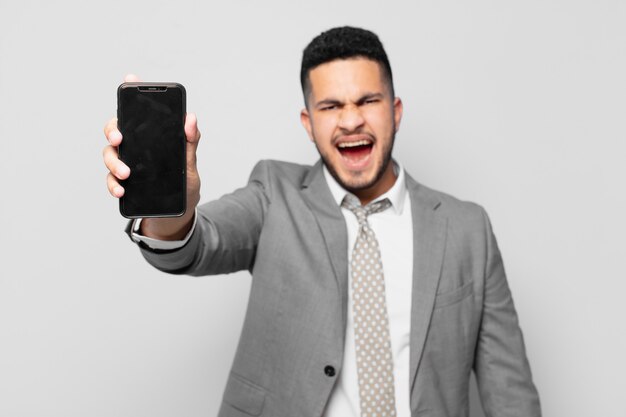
[133,159,541,417]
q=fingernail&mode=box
[110,131,122,142]
[114,186,124,197]
[119,165,130,177]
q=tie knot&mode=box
[341,194,392,226]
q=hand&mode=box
[103,74,202,240]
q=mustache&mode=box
[332,132,376,146]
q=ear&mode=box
[300,108,315,142]
[393,97,403,133]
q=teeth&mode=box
[337,140,371,148]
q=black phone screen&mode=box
[117,83,186,218]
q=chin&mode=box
[331,161,386,191]
[337,172,378,192]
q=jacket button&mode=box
[324,365,336,377]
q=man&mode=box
[103,27,541,417]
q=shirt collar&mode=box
[322,160,407,215]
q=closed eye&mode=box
[357,94,384,106]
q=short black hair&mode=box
[300,26,394,104]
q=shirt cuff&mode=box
[130,209,197,250]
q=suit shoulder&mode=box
[408,177,488,232]
[412,181,495,256]
[412,178,484,213]
[249,159,314,190]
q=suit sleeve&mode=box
[473,208,542,417]
[133,160,272,276]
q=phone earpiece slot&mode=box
[137,86,168,92]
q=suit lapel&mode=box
[300,161,350,329]
[406,174,448,396]
[299,163,447,396]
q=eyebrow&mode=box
[314,92,385,109]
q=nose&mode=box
[338,104,365,132]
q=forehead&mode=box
[308,58,386,100]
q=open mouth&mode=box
[336,139,374,165]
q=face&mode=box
[300,58,403,204]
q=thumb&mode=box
[124,73,141,82]
[184,113,201,174]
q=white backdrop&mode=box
[1,1,624,416]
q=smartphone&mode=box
[117,82,186,218]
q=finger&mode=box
[104,118,123,146]
[124,73,141,82]
[184,113,201,173]
[102,145,130,179]
[107,172,125,198]
[184,113,201,143]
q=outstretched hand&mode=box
[103,74,202,239]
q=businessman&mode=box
[103,26,541,417]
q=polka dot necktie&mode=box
[342,194,397,417]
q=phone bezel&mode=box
[116,82,187,219]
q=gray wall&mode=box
[1,0,624,416]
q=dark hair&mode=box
[300,26,394,104]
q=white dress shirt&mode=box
[322,162,413,417]
[130,162,414,416]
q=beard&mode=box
[315,130,395,194]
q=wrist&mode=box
[140,208,196,241]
